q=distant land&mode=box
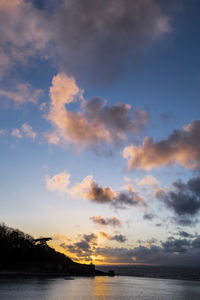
[98,265,200,281]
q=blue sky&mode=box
[1,0,200,265]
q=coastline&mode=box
[97,265,200,281]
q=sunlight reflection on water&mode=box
[0,276,200,300]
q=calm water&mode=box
[0,276,200,300]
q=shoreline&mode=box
[0,271,200,282]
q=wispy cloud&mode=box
[11,123,37,140]
[138,175,159,187]
[0,129,6,136]
[99,231,127,243]
[11,128,23,139]
[0,82,43,104]
[90,216,122,227]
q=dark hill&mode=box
[0,223,96,276]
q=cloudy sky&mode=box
[1,0,200,266]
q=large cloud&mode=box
[45,73,149,149]
[0,0,172,83]
[96,236,200,265]
[84,181,145,209]
[123,120,200,171]
[46,171,145,209]
[52,0,170,82]
[156,176,200,224]
[0,0,50,78]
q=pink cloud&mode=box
[123,120,200,170]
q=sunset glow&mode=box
[1,0,200,267]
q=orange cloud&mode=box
[138,175,159,186]
[0,0,50,78]
[46,73,149,149]
[123,120,200,171]
[46,73,111,148]
[46,171,145,209]
[99,231,110,239]
[45,171,71,193]
[54,233,71,242]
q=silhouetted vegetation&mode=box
[0,223,95,276]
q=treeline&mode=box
[0,223,72,270]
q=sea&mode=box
[0,275,200,300]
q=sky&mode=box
[1,0,200,266]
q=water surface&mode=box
[0,276,200,300]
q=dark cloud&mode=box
[123,120,200,171]
[0,0,172,85]
[47,171,145,210]
[60,233,98,261]
[93,240,200,265]
[102,236,200,265]
[109,234,127,243]
[143,213,155,220]
[160,112,173,121]
[187,177,200,194]
[137,238,157,245]
[52,0,170,83]
[94,246,135,263]
[99,231,127,243]
[179,231,194,238]
[60,232,200,266]
[85,98,149,144]
[192,236,200,249]
[86,181,145,209]
[173,216,198,227]
[113,190,145,209]
[157,176,200,224]
[82,233,98,244]
[165,192,200,216]
[87,182,116,203]
[161,237,190,254]
[90,216,121,227]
